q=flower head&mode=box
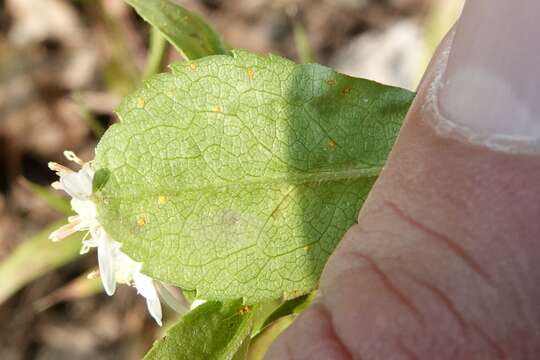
[48,151,182,326]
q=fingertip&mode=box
[427,0,540,154]
[265,303,352,360]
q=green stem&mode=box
[143,27,168,80]
[293,21,314,64]
[73,92,106,138]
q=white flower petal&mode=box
[146,296,163,327]
[133,272,162,326]
[133,271,156,299]
[71,199,96,218]
[49,223,77,241]
[155,283,188,314]
[97,232,116,296]
[190,299,206,310]
[80,236,98,254]
[80,244,90,254]
[113,251,139,284]
[51,181,63,190]
[70,199,98,231]
[61,171,93,200]
[49,151,164,327]
[67,215,80,223]
[48,162,72,175]
[63,150,84,165]
[82,163,95,178]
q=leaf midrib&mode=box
[98,165,381,199]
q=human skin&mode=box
[266,0,540,359]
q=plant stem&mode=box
[73,92,106,138]
[143,27,168,80]
[293,21,314,64]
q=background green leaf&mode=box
[125,0,228,60]
[144,300,253,360]
[94,50,414,303]
[23,180,72,215]
[0,221,83,304]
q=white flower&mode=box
[48,151,185,326]
[48,155,98,242]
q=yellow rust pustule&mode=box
[137,97,145,109]
[137,217,146,227]
[326,139,337,149]
[158,195,168,205]
[239,305,252,315]
[341,86,352,95]
[247,67,255,80]
[326,79,337,87]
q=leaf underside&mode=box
[94,50,414,303]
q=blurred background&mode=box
[0,0,462,358]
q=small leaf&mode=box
[95,50,414,303]
[125,0,228,59]
[92,168,111,193]
[250,300,281,336]
[260,292,315,331]
[247,315,295,360]
[144,300,253,360]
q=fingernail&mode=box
[427,0,540,154]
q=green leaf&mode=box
[94,50,414,303]
[144,300,253,360]
[125,0,228,60]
